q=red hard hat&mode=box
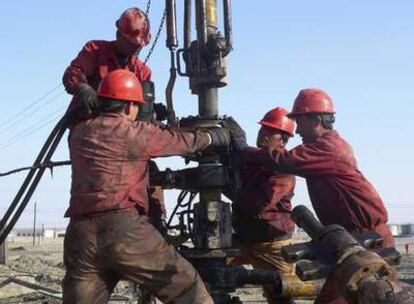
[116,7,151,47]
[98,69,144,104]
[288,88,335,117]
[258,107,296,137]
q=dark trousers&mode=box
[62,211,213,304]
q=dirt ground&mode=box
[1,236,413,303]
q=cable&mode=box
[0,106,66,150]
[0,160,71,177]
[0,112,71,245]
[0,90,66,137]
[0,84,63,132]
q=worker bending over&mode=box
[223,88,394,304]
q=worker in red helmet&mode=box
[62,69,231,304]
[62,7,169,242]
[228,107,297,304]
[223,88,394,304]
[62,7,163,119]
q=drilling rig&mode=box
[1,1,414,303]
[150,0,300,302]
[152,1,414,303]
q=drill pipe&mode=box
[291,205,413,304]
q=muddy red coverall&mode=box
[229,164,296,304]
[232,164,295,243]
[62,40,151,110]
[63,113,213,304]
[245,130,394,304]
[63,40,166,221]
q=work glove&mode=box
[153,103,169,121]
[221,117,248,151]
[206,127,231,149]
[75,83,99,114]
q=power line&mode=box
[0,107,65,149]
[0,90,66,137]
[0,84,63,133]
[0,106,66,150]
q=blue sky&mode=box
[0,1,413,228]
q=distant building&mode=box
[387,224,414,237]
[10,227,66,238]
[400,224,414,236]
[13,228,43,237]
[44,229,55,238]
[388,224,402,237]
[56,229,66,238]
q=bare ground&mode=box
[1,237,413,303]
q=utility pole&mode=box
[40,223,44,245]
[0,236,5,264]
[32,201,37,247]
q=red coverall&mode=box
[63,40,165,220]
[63,113,213,304]
[62,40,151,110]
[230,163,296,303]
[245,130,394,304]
[232,164,295,244]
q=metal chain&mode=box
[143,8,167,65]
[145,0,151,15]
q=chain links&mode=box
[145,0,151,15]
[143,8,167,65]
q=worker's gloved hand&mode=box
[221,117,248,151]
[153,103,169,121]
[75,83,99,114]
[206,128,231,149]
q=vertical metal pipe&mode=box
[195,0,226,252]
[196,0,207,45]
[166,0,178,49]
[198,89,218,117]
[197,0,219,118]
[166,50,177,122]
[223,0,232,51]
[166,0,178,123]
[184,0,192,49]
[205,0,218,35]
